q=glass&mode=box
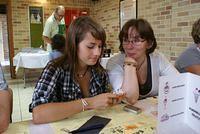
[123,37,145,46]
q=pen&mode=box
[70,124,104,134]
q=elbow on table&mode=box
[32,111,41,124]
[126,95,139,105]
[128,98,138,105]
[0,118,9,133]
[32,108,46,124]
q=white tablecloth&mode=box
[13,51,50,72]
[101,53,118,68]
[101,57,111,68]
[13,52,116,88]
[13,52,116,72]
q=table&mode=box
[101,53,118,68]
[13,51,50,72]
[101,57,111,69]
[13,52,116,72]
[5,97,158,134]
[13,51,115,88]
[13,51,50,88]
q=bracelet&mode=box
[81,98,89,111]
[123,61,137,67]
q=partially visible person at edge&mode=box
[175,18,200,75]
[106,18,178,104]
[29,16,124,124]
[49,34,65,60]
[42,5,65,51]
[0,63,13,133]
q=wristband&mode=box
[81,98,89,111]
[123,61,137,67]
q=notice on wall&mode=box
[158,73,200,134]
[120,0,137,29]
[29,6,43,48]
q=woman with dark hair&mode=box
[175,18,200,75]
[49,34,65,60]
[29,16,123,124]
[107,19,178,104]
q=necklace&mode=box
[77,67,89,78]
[136,57,146,71]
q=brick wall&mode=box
[138,0,200,62]
[11,0,91,54]
[92,0,200,62]
[91,0,120,53]
[10,0,200,62]
[0,20,3,61]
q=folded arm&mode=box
[32,93,121,124]
[107,56,139,105]
[42,36,52,44]
[0,89,13,133]
[121,58,139,104]
[185,65,200,75]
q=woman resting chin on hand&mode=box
[107,19,179,104]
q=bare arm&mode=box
[32,100,83,124]
[32,93,121,124]
[42,36,52,45]
[121,57,139,104]
[0,89,12,133]
[185,65,200,75]
[122,64,139,104]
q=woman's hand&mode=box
[112,92,126,104]
[87,93,125,110]
[124,57,137,64]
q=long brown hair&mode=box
[119,19,157,54]
[54,16,106,74]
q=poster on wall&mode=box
[120,0,137,29]
[29,6,43,24]
[29,6,43,48]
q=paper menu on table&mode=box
[158,73,200,134]
[185,74,200,133]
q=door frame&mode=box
[0,0,15,78]
[8,0,15,78]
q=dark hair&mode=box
[51,34,65,52]
[55,16,106,73]
[191,18,200,44]
[119,18,157,54]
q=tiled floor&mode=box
[5,69,42,123]
[10,82,34,122]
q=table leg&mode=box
[23,68,26,88]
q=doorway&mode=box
[64,8,89,33]
[0,4,9,66]
[0,1,15,78]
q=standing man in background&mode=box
[42,5,65,51]
[0,64,12,133]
